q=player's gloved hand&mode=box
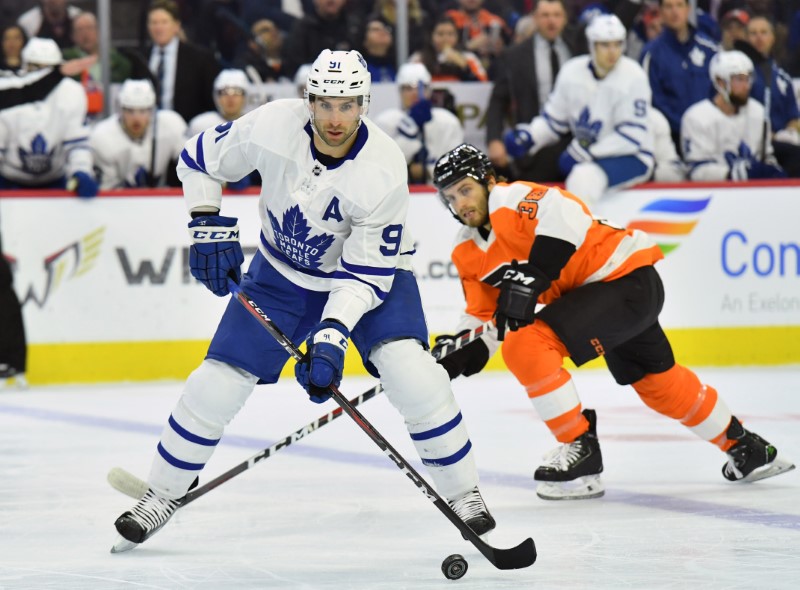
[495,260,551,341]
[432,330,491,380]
[188,215,244,296]
[71,171,98,198]
[503,125,534,158]
[295,320,350,403]
[226,175,251,192]
[408,98,433,128]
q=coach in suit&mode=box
[144,0,219,124]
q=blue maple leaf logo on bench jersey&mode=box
[268,205,335,269]
[574,107,602,148]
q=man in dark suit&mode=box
[485,0,578,182]
[145,0,220,124]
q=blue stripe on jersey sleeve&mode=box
[195,132,207,172]
[180,148,204,172]
[63,136,88,145]
[341,257,396,277]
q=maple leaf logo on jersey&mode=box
[268,205,335,269]
[574,108,602,148]
[11,227,105,308]
[18,133,56,175]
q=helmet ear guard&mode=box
[432,143,495,224]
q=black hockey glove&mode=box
[495,260,551,341]
[432,330,490,380]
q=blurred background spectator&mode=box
[445,0,512,73]
[1,24,27,75]
[17,0,81,49]
[409,15,488,82]
[369,0,432,55]
[236,18,290,83]
[361,16,397,81]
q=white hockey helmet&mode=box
[118,79,156,110]
[306,49,371,113]
[396,63,432,88]
[585,14,626,69]
[214,69,250,94]
[709,50,753,102]
[21,37,63,69]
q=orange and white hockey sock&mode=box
[525,370,588,443]
[632,364,734,451]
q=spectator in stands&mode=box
[145,0,220,123]
[374,63,464,184]
[1,24,27,75]
[503,14,653,206]
[746,14,800,177]
[409,16,489,82]
[236,18,290,83]
[681,50,785,181]
[641,0,719,152]
[720,9,750,50]
[17,0,80,49]
[0,38,97,197]
[445,0,512,72]
[281,0,365,78]
[368,0,432,54]
[192,0,249,68]
[89,79,186,189]
[361,16,397,82]
[485,0,576,181]
[627,1,661,61]
[62,12,132,120]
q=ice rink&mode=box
[1,366,798,589]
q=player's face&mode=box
[440,177,491,228]
[121,108,152,140]
[399,83,428,110]
[593,40,623,76]
[727,74,752,107]
[217,88,245,119]
[311,97,361,154]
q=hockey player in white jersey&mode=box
[681,50,786,181]
[89,79,187,189]
[187,69,254,190]
[374,63,464,184]
[0,38,97,197]
[503,14,653,206]
[112,49,495,552]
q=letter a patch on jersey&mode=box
[322,196,344,222]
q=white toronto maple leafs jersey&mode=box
[528,55,654,168]
[90,109,187,189]
[0,77,92,186]
[374,107,464,179]
[680,98,772,181]
[177,98,415,330]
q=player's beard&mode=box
[459,189,490,228]
[313,119,360,148]
[729,91,748,108]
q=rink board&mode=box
[1,181,799,384]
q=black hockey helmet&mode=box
[432,143,495,223]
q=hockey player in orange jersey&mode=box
[431,143,794,500]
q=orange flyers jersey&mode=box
[451,181,664,322]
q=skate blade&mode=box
[110,535,138,554]
[536,475,605,501]
[742,457,795,483]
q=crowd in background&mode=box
[1,0,800,196]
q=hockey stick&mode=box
[225,279,535,570]
[108,320,495,503]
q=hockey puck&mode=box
[441,554,468,580]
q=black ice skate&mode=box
[0,364,27,391]
[534,408,605,500]
[110,478,197,553]
[448,486,496,540]
[722,416,795,483]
